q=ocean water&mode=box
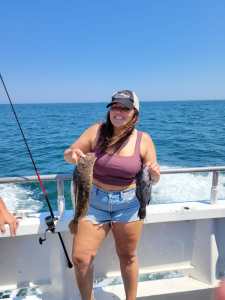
[0,100,225,212]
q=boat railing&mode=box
[0,166,225,219]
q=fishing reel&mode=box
[39,215,58,245]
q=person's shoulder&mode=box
[139,131,153,143]
[87,123,103,150]
[83,123,103,142]
[139,131,155,154]
[139,131,156,159]
[85,123,102,134]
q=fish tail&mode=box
[138,207,146,219]
[69,219,78,234]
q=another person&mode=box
[64,90,160,300]
[0,197,18,236]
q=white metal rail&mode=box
[0,166,225,217]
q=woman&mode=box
[64,90,160,300]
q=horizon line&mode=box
[1,98,225,105]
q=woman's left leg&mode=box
[112,221,143,300]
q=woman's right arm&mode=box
[64,123,100,164]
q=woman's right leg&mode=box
[72,218,110,300]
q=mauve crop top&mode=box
[93,131,143,186]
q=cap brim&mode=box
[106,99,133,109]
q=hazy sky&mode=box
[0,0,225,103]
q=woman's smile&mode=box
[111,113,128,127]
[114,115,123,120]
[110,104,135,128]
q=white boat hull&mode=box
[1,200,225,299]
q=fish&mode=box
[69,153,96,233]
[136,165,152,219]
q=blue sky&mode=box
[0,0,225,103]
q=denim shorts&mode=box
[83,184,140,224]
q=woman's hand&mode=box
[146,161,160,184]
[0,206,19,236]
[64,148,86,164]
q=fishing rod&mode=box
[0,72,73,268]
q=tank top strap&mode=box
[134,130,143,156]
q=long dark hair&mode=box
[96,108,139,154]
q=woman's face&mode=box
[109,103,135,128]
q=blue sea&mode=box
[0,100,225,212]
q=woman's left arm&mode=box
[140,132,160,184]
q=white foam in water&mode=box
[152,165,225,204]
[0,184,43,213]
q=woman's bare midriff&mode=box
[93,177,136,192]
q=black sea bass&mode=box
[69,153,96,233]
[136,165,152,219]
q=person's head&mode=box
[106,90,139,130]
[107,90,139,112]
[97,90,140,153]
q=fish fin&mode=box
[73,168,79,207]
[69,219,78,234]
[74,182,79,207]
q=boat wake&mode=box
[0,183,43,213]
[153,166,225,204]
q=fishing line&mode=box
[0,72,73,268]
